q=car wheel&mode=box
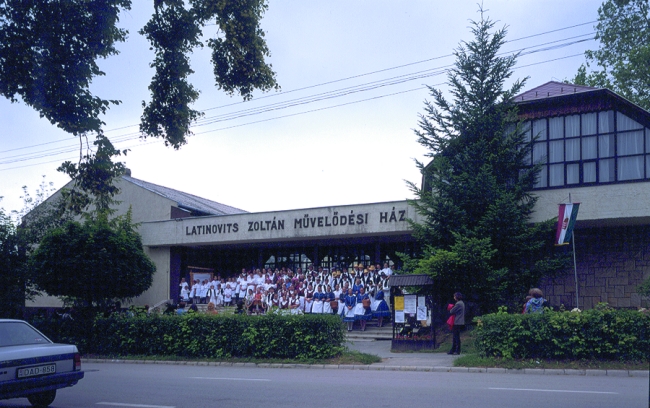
[27,390,56,407]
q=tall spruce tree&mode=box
[407,14,566,313]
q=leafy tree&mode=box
[0,0,278,211]
[573,0,650,109]
[29,210,156,307]
[406,14,567,313]
[0,205,25,318]
[0,179,66,318]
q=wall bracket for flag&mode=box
[555,197,580,309]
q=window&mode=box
[549,140,564,163]
[527,110,649,188]
[535,165,548,188]
[618,131,644,155]
[533,142,547,163]
[567,163,580,184]
[618,157,643,180]
[522,121,531,143]
[584,162,596,183]
[565,115,580,137]
[533,119,547,140]
[599,134,615,158]
[617,112,642,131]
[566,139,580,161]
[548,117,562,139]
[549,164,564,186]
[599,159,615,182]
[582,112,597,135]
[599,110,614,133]
[582,137,597,159]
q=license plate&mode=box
[17,364,56,378]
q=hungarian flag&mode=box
[555,203,580,246]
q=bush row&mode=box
[30,313,345,360]
[474,307,650,361]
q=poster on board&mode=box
[417,296,427,320]
[395,310,405,323]
[394,296,404,311]
[404,295,417,314]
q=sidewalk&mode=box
[344,339,649,377]
[345,339,458,367]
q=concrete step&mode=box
[345,322,393,341]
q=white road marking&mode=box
[190,376,271,381]
[96,403,175,408]
[488,387,618,394]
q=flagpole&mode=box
[569,193,579,310]
[572,229,579,310]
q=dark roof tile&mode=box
[123,176,246,216]
[514,81,599,102]
[389,274,434,287]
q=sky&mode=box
[0,0,602,216]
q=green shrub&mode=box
[474,308,650,361]
[31,312,345,360]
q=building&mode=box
[515,81,650,309]
[30,172,422,308]
[29,82,650,310]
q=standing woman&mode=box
[312,285,324,314]
[448,292,465,355]
[290,292,302,314]
[343,288,357,331]
[352,277,363,295]
[304,284,314,314]
[354,287,372,331]
[371,285,390,327]
[207,283,218,306]
[322,285,334,314]
[338,283,348,317]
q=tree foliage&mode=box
[57,134,127,214]
[0,0,278,212]
[30,210,156,307]
[0,205,25,318]
[0,0,128,136]
[140,0,278,149]
[0,178,65,318]
[573,0,650,109]
[407,14,567,313]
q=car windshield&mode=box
[0,321,50,347]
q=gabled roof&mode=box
[389,274,434,287]
[123,175,247,216]
[513,81,650,126]
[514,81,599,102]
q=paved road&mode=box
[1,363,647,408]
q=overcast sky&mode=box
[0,1,601,216]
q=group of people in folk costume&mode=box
[178,263,393,330]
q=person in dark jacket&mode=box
[448,292,465,355]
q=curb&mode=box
[81,358,649,377]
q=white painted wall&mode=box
[27,176,176,308]
[531,181,650,227]
[140,200,421,247]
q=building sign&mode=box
[141,201,420,247]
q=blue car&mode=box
[0,319,84,407]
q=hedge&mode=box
[474,307,650,361]
[30,313,345,360]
